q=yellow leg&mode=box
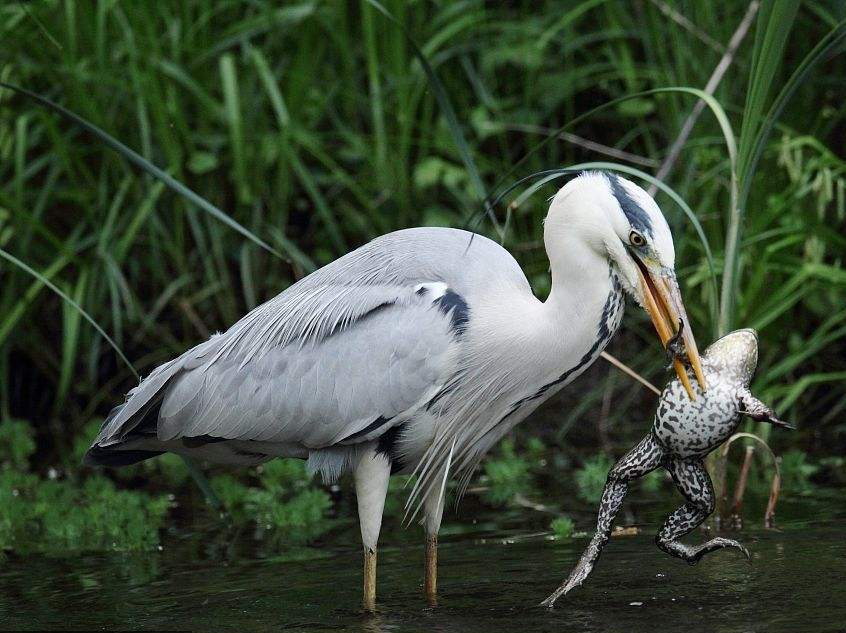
[363,547,377,612]
[355,449,390,612]
[424,535,438,605]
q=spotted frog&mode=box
[542,329,794,606]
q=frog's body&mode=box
[653,329,760,458]
[542,329,793,607]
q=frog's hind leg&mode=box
[541,434,664,606]
[657,459,750,564]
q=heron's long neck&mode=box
[543,231,614,324]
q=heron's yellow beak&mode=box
[633,259,706,400]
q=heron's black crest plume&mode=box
[605,173,654,237]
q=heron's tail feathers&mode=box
[83,371,175,467]
[83,442,163,467]
[84,337,221,467]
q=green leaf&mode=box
[188,151,219,175]
[550,515,575,539]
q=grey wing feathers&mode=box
[91,337,222,448]
[87,226,520,464]
[88,281,460,459]
[158,288,455,448]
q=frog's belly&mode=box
[652,382,742,459]
[654,417,741,458]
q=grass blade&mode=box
[489,86,737,204]
[219,53,250,205]
[362,0,502,237]
[0,247,138,380]
[0,82,282,260]
[720,0,801,332]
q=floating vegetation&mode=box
[210,459,334,544]
[0,419,169,553]
[550,516,575,539]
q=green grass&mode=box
[0,418,170,551]
[550,515,575,539]
[0,1,845,547]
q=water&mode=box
[1,490,843,632]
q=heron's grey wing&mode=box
[155,283,463,449]
[88,336,222,450]
[87,225,518,463]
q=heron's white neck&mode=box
[542,211,615,321]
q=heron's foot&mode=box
[540,555,596,607]
[658,536,750,565]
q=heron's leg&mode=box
[541,434,664,607]
[354,447,391,612]
[657,459,750,564]
[422,482,445,605]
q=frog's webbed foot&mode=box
[657,535,750,564]
[540,548,597,607]
[541,435,664,607]
[656,459,751,564]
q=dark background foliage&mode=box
[0,0,844,548]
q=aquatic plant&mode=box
[779,449,820,494]
[550,516,575,539]
[0,419,36,471]
[210,460,333,544]
[482,439,534,506]
[0,0,843,551]
[0,419,169,552]
[575,454,614,504]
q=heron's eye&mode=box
[629,231,646,247]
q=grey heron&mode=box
[85,170,706,610]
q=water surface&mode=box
[1,489,843,632]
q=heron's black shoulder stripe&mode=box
[376,422,408,474]
[342,415,392,442]
[435,290,470,335]
[606,173,653,237]
[501,278,624,419]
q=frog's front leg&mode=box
[740,391,795,430]
[656,459,750,564]
[541,434,664,607]
[665,318,688,366]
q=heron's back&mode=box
[85,227,531,467]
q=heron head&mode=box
[546,171,706,398]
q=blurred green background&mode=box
[0,0,844,551]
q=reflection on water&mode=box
[0,489,843,632]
